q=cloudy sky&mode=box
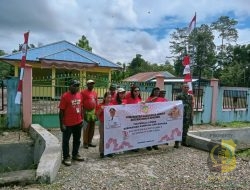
[1,0,250,64]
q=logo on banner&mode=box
[207,139,236,173]
[140,104,150,113]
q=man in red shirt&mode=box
[81,79,98,149]
[159,89,169,101]
[59,80,85,166]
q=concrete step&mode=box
[0,169,36,186]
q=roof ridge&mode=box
[40,48,99,64]
[65,41,121,67]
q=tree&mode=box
[221,44,250,87]
[0,50,14,78]
[211,16,238,68]
[126,54,151,76]
[76,35,92,52]
[211,16,238,47]
[111,62,126,81]
[169,24,216,78]
[189,24,216,78]
[12,44,36,53]
[169,28,189,76]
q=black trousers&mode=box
[62,123,82,159]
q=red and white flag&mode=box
[15,32,29,104]
[183,65,190,75]
[182,13,197,95]
[188,12,196,34]
[182,55,193,94]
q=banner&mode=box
[104,101,183,155]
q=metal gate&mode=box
[32,74,153,128]
[0,80,7,128]
[172,84,204,111]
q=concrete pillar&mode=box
[22,65,32,131]
[210,78,219,124]
[155,74,165,89]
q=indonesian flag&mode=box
[182,55,190,66]
[184,73,192,82]
[182,55,193,94]
[15,32,29,104]
[184,74,193,94]
[188,13,196,34]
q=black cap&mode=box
[69,80,80,86]
[109,84,117,90]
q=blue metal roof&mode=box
[41,49,95,64]
[0,40,121,69]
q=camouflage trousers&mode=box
[182,122,190,143]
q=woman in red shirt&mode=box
[111,88,127,105]
[96,92,113,158]
[126,86,142,104]
[146,87,166,103]
[126,86,142,152]
[145,87,167,151]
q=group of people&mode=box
[59,79,193,166]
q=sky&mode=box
[1,0,250,65]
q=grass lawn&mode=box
[215,121,250,128]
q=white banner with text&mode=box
[104,101,183,155]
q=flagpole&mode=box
[183,12,196,129]
[15,31,29,105]
[15,31,29,129]
[183,12,196,94]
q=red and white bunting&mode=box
[182,13,197,95]
[183,65,190,75]
[182,55,193,94]
[15,32,29,104]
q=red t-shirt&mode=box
[96,102,113,123]
[126,96,142,104]
[146,96,167,103]
[111,98,127,105]
[110,92,117,102]
[81,89,98,110]
[59,92,83,126]
[125,92,131,99]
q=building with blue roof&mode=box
[0,40,122,98]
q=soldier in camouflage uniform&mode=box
[174,83,193,148]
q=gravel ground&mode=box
[1,125,250,190]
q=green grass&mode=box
[0,114,7,129]
[215,121,250,128]
[237,149,250,158]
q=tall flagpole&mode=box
[15,32,29,104]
